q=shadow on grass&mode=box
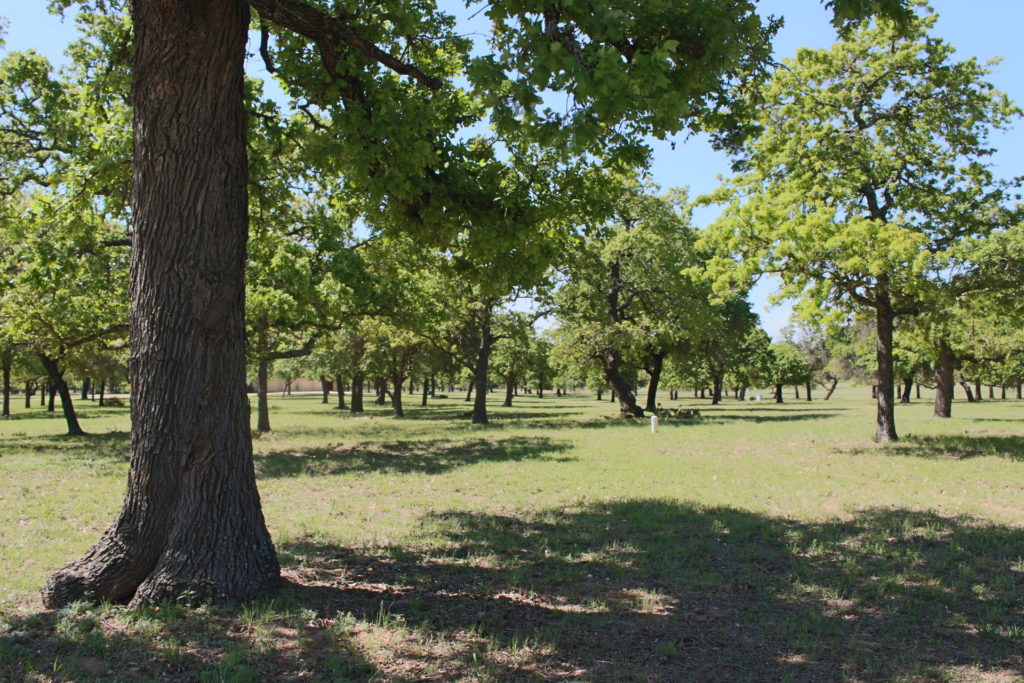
[4,501,1022,681]
[255,436,575,478]
[0,431,130,463]
[275,501,1024,681]
[879,434,1024,462]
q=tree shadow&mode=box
[878,434,1024,462]
[5,501,1022,680]
[272,501,1024,681]
[0,599,382,681]
[0,431,130,463]
[254,436,576,478]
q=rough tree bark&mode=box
[933,339,954,418]
[42,0,278,608]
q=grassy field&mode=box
[1,386,1022,681]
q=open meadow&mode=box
[1,387,1023,681]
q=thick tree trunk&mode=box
[774,383,784,404]
[48,382,56,412]
[472,325,492,424]
[596,390,603,401]
[39,355,85,436]
[503,376,514,407]
[375,380,387,405]
[644,354,664,413]
[24,381,33,409]
[900,376,913,404]
[874,304,898,443]
[336,375,346,409]
[805,381,812,402]
[604,350,644,417]
[933,339,954,418]
[1001,386,1006,400]
[256,359,271,432]
[974,380,983,401]
[81,377,91,402]
[350,374,364,413]
[711,372,724,405]
[320,375,331,404]
[42,0,278,609]
[989,385,995,400]
[1017,383,1022,400]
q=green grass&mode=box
[1,386,1023,681]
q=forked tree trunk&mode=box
[874,303,898,442]
[391,376,405,418]
[42,0,278,609]
[823,377,838,401]
[933,339,954,418]
[900,376,913,404]
[39,354,85,436]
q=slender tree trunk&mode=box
[350,374,364,413]
[1001,386,1006,400]
[48,381,56,412]
[99,380,106,407]
[794,385,800,399]
[420,375,428,407]
[320,375,331,404]
[823,378,838,401]
[805,381,812,402]
[39,355,85,436]
[503,376,514,407]
[1017,383,1022,400]
[1,355,10,418]
[537,376,545,398]
[596,390,603,401]
[81,377,91,402]
[644,353,664,413]
[988,385,995,400]
[472,319,492,424]
[256,359,271,432]
[916,383,921,399]
[711,372,724,405]
[25,381,34,409]
[465,384,473,403]
[871,384,877,399]
[974,380,982,401]
[957,374,976,403]
[40,383,46,407]
[42,0,278,609]
[774,383,783,404]
[336,375,345,410]
[874,303,898,443]
[430,375,435,397]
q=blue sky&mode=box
[3,1,1022,337]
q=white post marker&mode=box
[651,415,658,433]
